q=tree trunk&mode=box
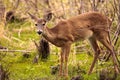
[0,65,9,80]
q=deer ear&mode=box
[28,12,38,21]
[43,12,52,22]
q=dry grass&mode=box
[0,22,5,38]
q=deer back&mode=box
[50,12,111,43]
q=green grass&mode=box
[2,52,120,80]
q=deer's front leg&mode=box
[63,42,71,77]
[59,47,65,76]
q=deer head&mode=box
[28,12,52,35]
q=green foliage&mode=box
[2,51,120,80]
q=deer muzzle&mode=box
[37,30,42,35]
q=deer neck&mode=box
[42,26,54,42]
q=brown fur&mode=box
[29,12,120,77]
[42,12,111,46]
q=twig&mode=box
[11,36,23,42]
[60,0,66,17]
[32,40,39,49]
[0,49,31,53]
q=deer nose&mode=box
[37,30,42,35]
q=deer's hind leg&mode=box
[97,32,120,74]
[88,37,101,74]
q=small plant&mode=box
[99,68,117,80]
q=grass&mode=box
[0,52,95,80]
[2,51,118,80]
[0,21,120,80]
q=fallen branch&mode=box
[0,49,31,53]
[32,40,39,49]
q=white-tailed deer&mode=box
[28,12,120,76]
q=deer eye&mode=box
[35,24,37,26]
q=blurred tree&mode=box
[0,0,5,21]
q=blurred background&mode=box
[0,0,120,80]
